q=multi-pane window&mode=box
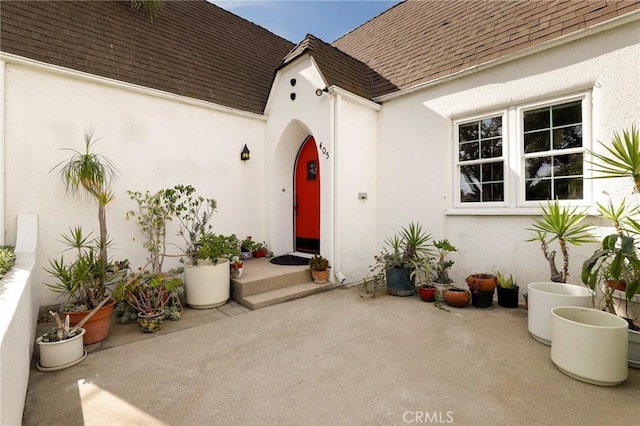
[458,116,504,203]
[523,101,583,201]
[454,95,588,208]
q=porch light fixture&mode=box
[241,144,250,161]
[315,87,329,96]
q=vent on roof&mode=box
[442,20,449,26]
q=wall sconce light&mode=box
[241,144,250,161]
[315,87,329,96]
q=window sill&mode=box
[446,206,596,216]
[446,208,545,216]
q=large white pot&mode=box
[184,258,230,309]
[551,306,628,386]
[527,282,593,345]
[36,328,86,372]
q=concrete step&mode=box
[231,257,333,310]
[240,282,334,310]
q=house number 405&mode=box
[318,141,330,160]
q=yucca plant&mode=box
[587,125,640,193]
[527,200,595,283]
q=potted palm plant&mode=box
[525,199,595,345]
[48,130,122,344]
[309,254,330,283]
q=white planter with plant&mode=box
[184,233,239,309]
[526,200,596,345]
[36,312,86,372]
[527,282,593,345]
[551,306,628,386]
[185,257,230,308]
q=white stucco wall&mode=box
[3,60,268,305]
[265,56,380,283]
[376,21,640,290]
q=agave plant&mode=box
[527,200,595,283]
[587,125,640,193]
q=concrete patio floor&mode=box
[23,286,639,426]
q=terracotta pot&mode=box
[466,273,497,292]
[444,288,470,308]
[311,269,329,283]
[63,298,116,345]
[253,250,266,258]
[418,286,436,302]
[606,280,626,291]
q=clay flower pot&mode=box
[444,288,470,308]
[311,269,330,283]
[466,273,497,292]
[418,286,436,302]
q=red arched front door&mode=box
[294,136,320,254]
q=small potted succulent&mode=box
[114,269,183,333]
[495,270,519,308]
[409,256,437,302]
[309,254,330,283]
[240,236,256,259]
[35,311,87,372]
[432,239,457,300]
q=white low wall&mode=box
[0,214,38,425]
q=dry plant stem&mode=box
[540,239,562,282]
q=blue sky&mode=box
[211,0,401,43]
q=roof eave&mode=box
[374,8,640,103]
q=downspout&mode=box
[330,90,343,283]
[0,60,6,245]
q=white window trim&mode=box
[449,91,593,214]
[453,110,509,209]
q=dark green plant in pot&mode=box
[361,222,432,297]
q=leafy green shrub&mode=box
[0,245,16,280]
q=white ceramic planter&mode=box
[527,282,593,345]
[551,306,628,386]
[36,328,86,372]
[184,258,230,309]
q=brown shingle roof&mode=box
[280,34,397,101]
[333,0,640,98]
[0,0,294,114]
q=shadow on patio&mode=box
[23,286,640,425]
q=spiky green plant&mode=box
[587,125,640,193]
[527,200,595,283]
[53,129,118,286]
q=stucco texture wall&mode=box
[375,22,640,290]
[4,63,267,305]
